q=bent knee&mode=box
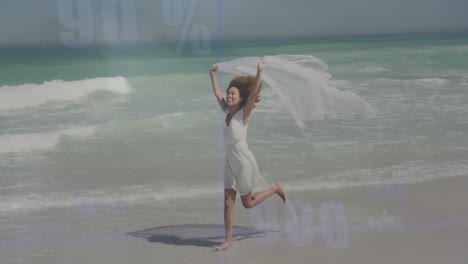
[241,200,253,209]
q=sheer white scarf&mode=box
[217,55,374,129]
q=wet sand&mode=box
[2,175,468,264]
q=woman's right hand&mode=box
[210,64,218,73]
[257,57,264,72]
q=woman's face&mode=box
[226,87,243,107]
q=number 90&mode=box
[57,0,138,48]
[250,199,349,248]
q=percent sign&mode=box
[161,0,212,55]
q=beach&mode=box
[1,35,468,263]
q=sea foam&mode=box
[0,127,96,154]
[2,160,467,213]
[0,183,220,212]
[0,76,131,111]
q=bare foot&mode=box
[212,241,232,251]
[274,183,286,203]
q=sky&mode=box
[0,0,467,47]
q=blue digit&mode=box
[284,199,314,247]
[319,201,349,248]
[249,199,281,245]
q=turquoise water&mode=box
[1,34,468,212]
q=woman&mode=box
[210,57,286,251]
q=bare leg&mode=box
[213,189,236,251]
[240,182,286,209]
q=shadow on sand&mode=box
[127,224,269,247]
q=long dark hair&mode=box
[225,76,262,126]
[226,75,262,110]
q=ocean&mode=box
[1,34,468,262]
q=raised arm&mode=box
[242,58,264,124]
[210,64,227,112]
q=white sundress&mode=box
[223,107,265,195]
